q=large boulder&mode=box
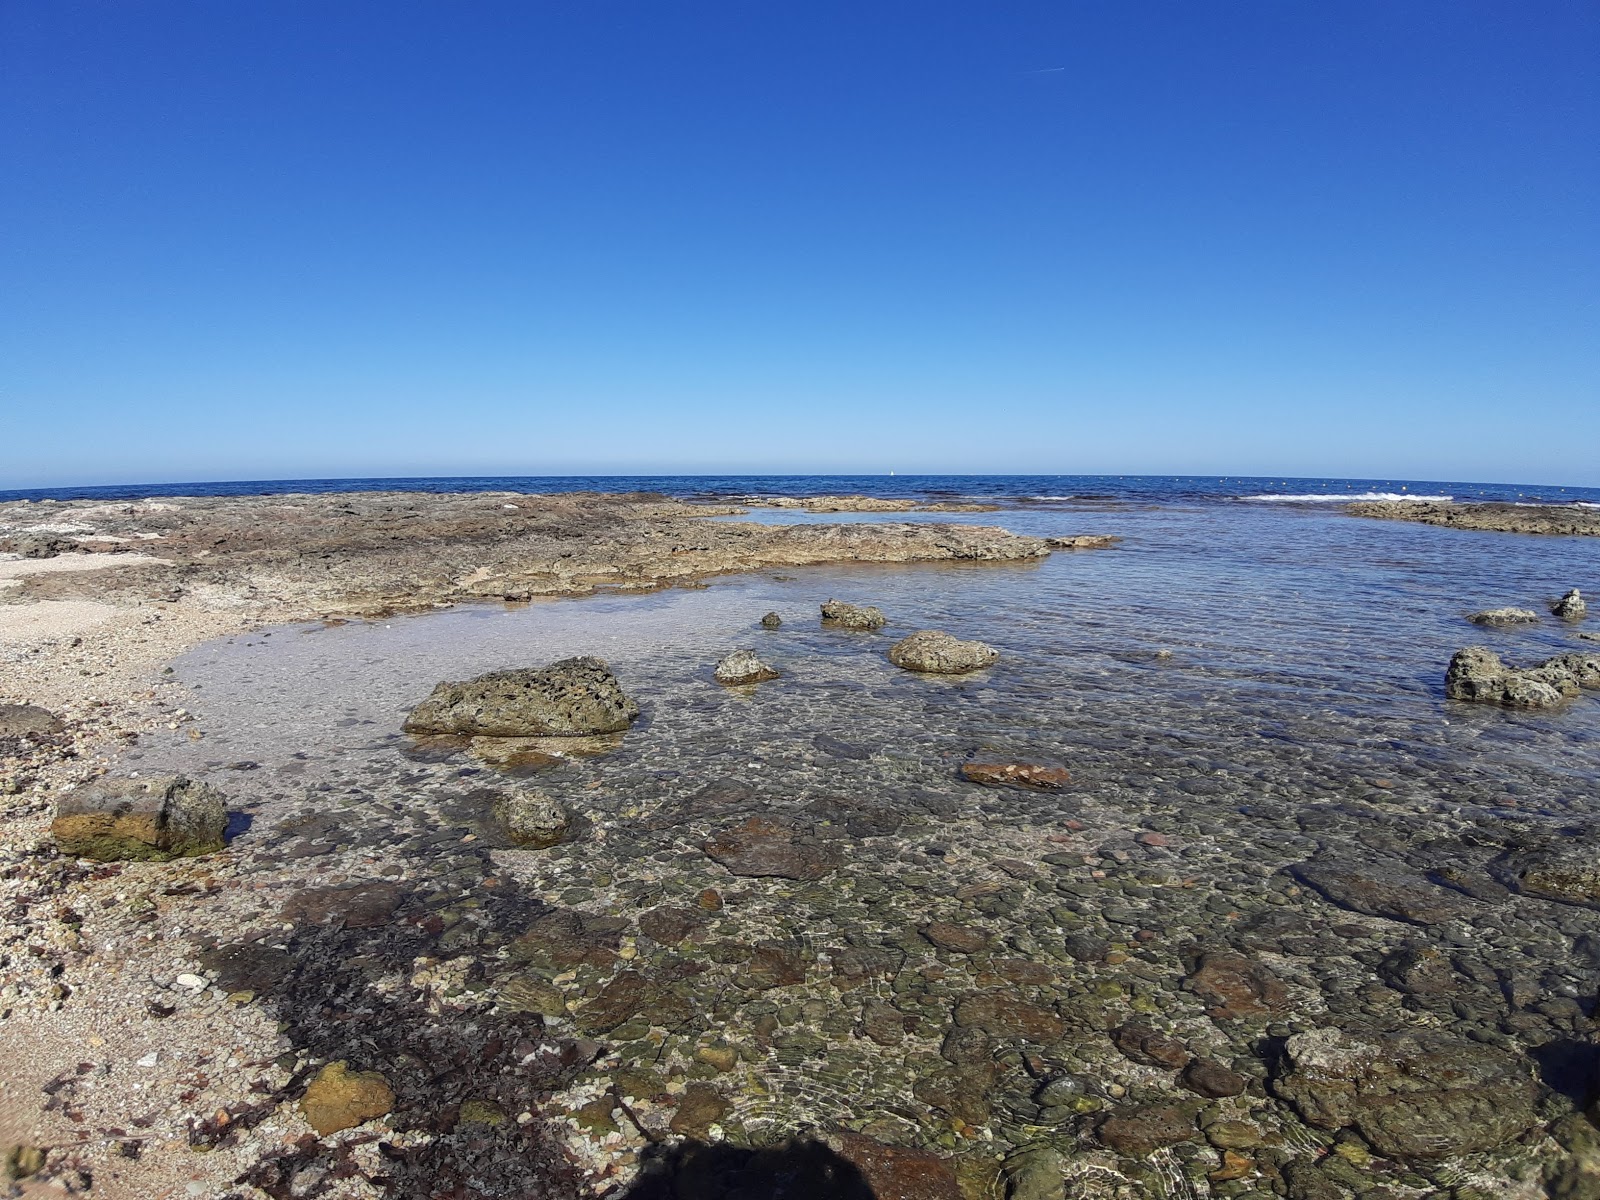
[714,649,780,685]
[52,775,227,861]
[1554,588,1588,620]
[1444,646,1600,708]
[403,656,639,737]
[1468,607,1541,627]
[887,630,998,674]
[820,600,886,630]
[1272,1027,1539,1161]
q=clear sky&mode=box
[3,2,1596,487]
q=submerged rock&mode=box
[1554,588,1587,620]
[1468,607,1541,627]
[702,817,842,880]
[494,789,571,848]
[1290,861,1470,926]
[960,762,1070,790]
[403,656,639,736]
[1272,1027,1538,1160]
[1494,839,1600,907]
[0,703,63,736]
[1444,645,1600,708]
[714,648,780,685]
[887,629,998,673]
[299,1061,395,1136]
[820,599,886,629]
[51,774,226,861]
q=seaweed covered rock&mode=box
[1272,1027,1538,1160]
[51,774,227,861]
[820,599,886,630]
[887,630,998,674]
[403,656,639,737]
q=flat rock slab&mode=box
[1183,952,1290,1020]
[1494,840,1600,908]
[1290,861,1471,926]
[403,655,639,737]
[1273,1027,1539,1160]
[52,774,227,861]
[702,817,844,880]
[960,762,1070,790]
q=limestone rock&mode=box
[403,656,639,737]
[1468,607,1541,627]
[0,703,63,736]
[714,648,780,685]
[1044,534,1121,550]
[52,774,226,861]
[820,599,886,630]
[1554,588,1588,620]
[759,611,783,628]
[1272,1027,1538,1160]
[300,1061,395,1136]
[494,789,571,848]
[1445,646,1600,708]
[887,629,998,674]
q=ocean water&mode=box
[99,480,1600,1190]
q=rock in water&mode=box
[702,817,842,880]
[1272,1027,1538,1160]
[0,704,63,736]
[1494,839,1600,907]
[1443,645,1600,708]
[403,656,639,736]
[887,630,998,673]
[820,599,886,630]
[960,762,1070,790]
[1554,588,1588,620]
[51,775,227,861]
[1467,607,1541,627]
[299,1062,395,1136]
[759,611,782,628]
[714,648,780,685]
[494,789,571,848]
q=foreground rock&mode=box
[1273,1027,1539,1160]
[821,599,886,630]
[51,774,227,860]
[299,1062,396,1136]
[1349,499,1600,536]
[1290,861,1470,925]
[702,817,842,880]
[403,656,640,736]
[1445,646,1600,708]
[759,611,782,628]
[888,629,998,673]
[0,703,63,736]
[1553,588,1588,620]
[1468,606,1541,627]
[493,789,571,848]
[713,649,780,685]
[960,762,1070,790]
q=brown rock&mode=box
[1098,1104,1197,1155]
[509,908,624,970]
[953,991,1065,1042]
[913,1066,995,1125]
[669,1083,729,1137]
[860,999,906,1046]
[1181,1057,1248,1098]
[638,906,705,945]
[281,882,402,929]
[300,1062,394,1136]
[921,921,990,955]
[832,1134,961,1200]
[960,763,1071,790]
[1290,861,1472,926]
[1185,952,1289,1020]
[702,817,842,880]
[1112,1024,1192,1070]
[576,971,650,1033]
[52,774,227,862]
[737,940,808,990]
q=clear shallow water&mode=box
[111,496,1600,1191]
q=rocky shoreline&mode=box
[1348,500,1600,536]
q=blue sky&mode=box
[2,2,1596,487]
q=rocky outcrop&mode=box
[1045,535,1121,550]
[1468,607,1540,627]
[1349,500,1600,536]
[1445,646,1600,708]
[713,649,780,685]
[887,630,998,673]
[820,600,886,630]
[1554,588,1588,620]
[51,774,227,861]
[1272,1027,1538,1160]
[493,789,571,848]
[403,656,640,736]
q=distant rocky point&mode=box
[1349,499,1600,536]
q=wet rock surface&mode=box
[886,629,999,673]
[50,773,227,860]
[1468,606,1541,626]
[1555,588,1589,620]
[1445,644,1600,708]
[403,656,641,736]
[819,599,886,630]
[713,648,780,685]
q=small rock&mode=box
[820,599,886,630]
[1044,535,1120,550]
[1180,1057,1248,1098]
[0,704,63,736]
[887,629,998,674]
[174,973,207,991]
[494,789,571,848]
[299,1061,395,1136]
[51,774,227,861]
[5,1145,46,1181]
[1553,588,1587,620]
[713,648,780,685]
[403,656,639,737]
[960,762,1070,790]
[1184,952,1289,1019]
[1112,1024,1191,1069]
[920,921,990,955]
[694,1043,739,1072]
[759,612,782,628]
[1003,1147,1065,1200]
[669,1082,728,1137]
[1098,1104,1197,1155]
[702,817,842,880]
[1468,607,1541,626]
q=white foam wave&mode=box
[1241,492,1452,503]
